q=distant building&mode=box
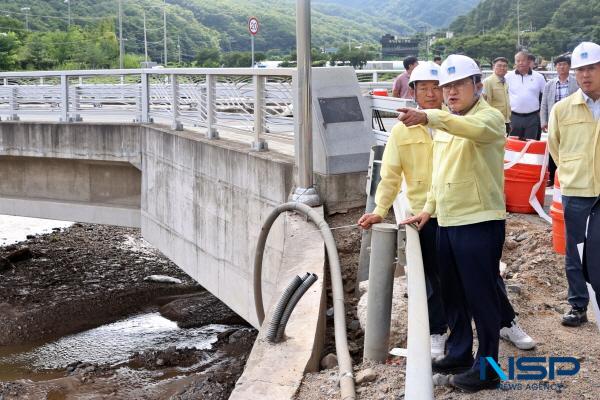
[381,34,419,59]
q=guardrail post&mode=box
[72,85,82,122]
[373,71,378,83]
[170,74,182,131]
[140,72,150,123]
[205,74,218,139]
[60,75,70,122]
[252,74,268,151]
[363,223,398,362]
[8,86,19,121]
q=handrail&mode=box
[0,67,296,78]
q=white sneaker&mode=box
[430,333,448,358]
[500,319,536,350]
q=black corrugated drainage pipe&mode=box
[253,202,355,400]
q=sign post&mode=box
[248,16,259,67]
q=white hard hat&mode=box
[571,41,600,69]
[439,54,481,86]
[408,61,441,88]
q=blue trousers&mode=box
[420,218,448,335]
[563,196,596,309]
[437,220,505,367]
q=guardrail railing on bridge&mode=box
[0,68,297,151]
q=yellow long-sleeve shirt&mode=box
[373,123,433,217]
[423,98,507,227]
[548,89,600,197]
[482,74,511,123]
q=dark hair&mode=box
[493,57,508,65]
[433,56,442,62]
[403,56,419,70]
[554,54,571,65]
[527,53,536,62]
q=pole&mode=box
[251,34,255,67]
[178,34,181,65]
[67,0,71,29]
[143,10,148,62]
[163,0,168,66]
[296,0,313,190]
[118,0,123,69]
[363,223,397,362]
[290,0,319,205]
[517,0,521,48]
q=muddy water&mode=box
[0,312,229,382]
[0,215,72,246]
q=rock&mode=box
[26,234,35,239]
[156,358,165,366]
[506,284,522,295]
[4,247,33,263]
[499,261,508,278]
[320,353,338,369]
[0,256,14,273]
[144,275,182,284]
[355,368,377,385]
[348,319,361,331]
[159,292,247,328]
[515,233,529,242]
[433,373,451,386]
[505,240,519,250]
[326,307,335,318]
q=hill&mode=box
[0,0,481,65]
[440,0,600,61]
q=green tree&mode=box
[0,32,21,70]
[195,47,222,67]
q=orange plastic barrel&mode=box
[504,137,548,213]
[550,174,566,254]
[372,89,388,96]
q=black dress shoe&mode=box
[452,367,500,393]
[432,355,473,374]
[562,307,588,327]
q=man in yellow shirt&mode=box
[399,55,510,392]
[549,41,600,327]
[482,57,511,134]
[358,61,449,358]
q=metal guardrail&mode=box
[0,68,297,151]
[0,67,562,152]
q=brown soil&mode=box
[0,222,256,399]
[296,209,600,400]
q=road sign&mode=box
[248,17,259,36]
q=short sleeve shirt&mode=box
[505,70,546,113]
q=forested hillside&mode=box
[437,0,600,63]
[0,0,482,71]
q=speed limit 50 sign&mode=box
[248,17,259,36]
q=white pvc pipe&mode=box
[393,195,434,400]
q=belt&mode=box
[512,110,539,117]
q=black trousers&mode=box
[437,220,506,368]
[510,112,541,140]
[420,218,448,335]
[563,196,596,309]
[584,197,600,305]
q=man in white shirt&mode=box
[505,51,547,140]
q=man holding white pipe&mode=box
[398,55,516,392]
[358,61,449,358]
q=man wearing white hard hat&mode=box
[549,41,600,327]
[398,54,512,392]
[358,62,449,358]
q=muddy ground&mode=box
[296,209,600,400]
[0,223,256,399]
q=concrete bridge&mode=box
[0,66,417,397]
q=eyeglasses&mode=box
[442,79,474,91]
